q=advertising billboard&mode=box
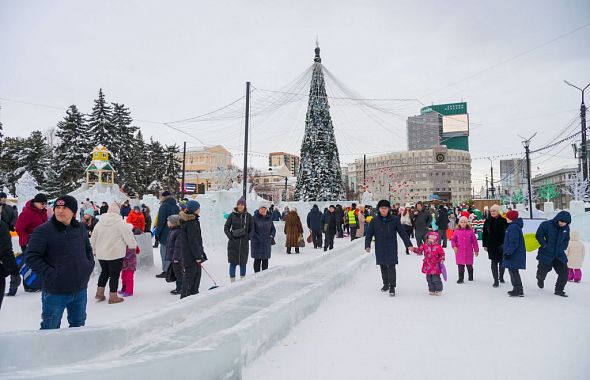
[442,114,469,134]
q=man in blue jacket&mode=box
[535,211,571,297]
[24,195,95,329]
[365,199,413,297]
[155,191,180,278]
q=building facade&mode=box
[500,158,527,196]
[269,152,300,177]
[252,165,296,202]
[532,168,577,210]
[176,145,233,194]
[347,146,472,204]
[407,102,470,152]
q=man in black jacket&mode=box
[24,195,95,329]
[413,202,432,246]
[0,192,17,231]
[436,205,450,248]
[0,220,19,309]
[307,204,323,249]
[321,205,337,251]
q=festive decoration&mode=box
[563,170,589,202]
[511,189,526,204]
[294,44,345,201]
[537,180,560,202]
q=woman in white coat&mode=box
[90,202,137,304]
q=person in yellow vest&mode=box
[348,203,359,241]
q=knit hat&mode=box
[0,192,6,199]
[376,199,391,209]
[161,190,171,197]
[84,208,95,217]
[167,214,181,226]
[33,193,48,204]
[54,195,78,213]
[108,202,121,214]
[237,196,247,207]
[186,200,200,214]
[506,210,519,221]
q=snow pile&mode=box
[68,182,129,205]
[15,171,39,210]
[0,241,370,379]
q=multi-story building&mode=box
[407,102,470,152]
[252,165,296,202]
[347,146,472,204]
[176,145,233,194]
[269,152,300,177]
[500,158,527,196]
[532,167,578,210]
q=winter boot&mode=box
[457,270,464,284]
[493,280,499,288]
[6,288,17,297]
[554,290,568,297]
[230,277,236,283]
[467,266,474,281]
[108,292,124,304]
[434,291,442,296]
[380,284,389,292]
[537,278,544,289]
[429,291,435,296]
[389,287,396,297]
[508,288,524,297]
[95,287,106,302]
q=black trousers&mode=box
[350,226,358,241]
[181,262,202,298]
[324,232,335,251]
[537,259,568,292]
[380,265,397,288]
[439,229,448,247]
[97,258,123,293]
[336,223,343,238]
[491,259,506,281]
[0,278,5,310]
[312,229,323,248]
[253,259,269,273]
[458,264,473,280]
[509,269,523,290]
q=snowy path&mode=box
[0,239,370,379]
[244,242,590,380]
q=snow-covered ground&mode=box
[244,240,590,380]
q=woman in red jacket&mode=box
[11,193,48,295]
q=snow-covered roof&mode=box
[87,160,115,171]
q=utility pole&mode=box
[521,133,537,219]
[485,175,489,199]
[284,177,288,202]
[243,81,251,199]
[181,141,187,199]
[564,80,590,180]
[487,157,495,198]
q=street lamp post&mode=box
[564,80,590,180]
[487,157,495,198]
[269,168,289,202]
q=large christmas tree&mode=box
[294,45,345,201]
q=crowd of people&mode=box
[0,190,585,331]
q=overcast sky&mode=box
[1,0,589,190]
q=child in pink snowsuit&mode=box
[451,216,479,284]
[411,231,445,295]
[120,245,140,297]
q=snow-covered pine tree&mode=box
[130,130,148,196]
[146,138,167,190]
[294,45,345,201]
[0,136,27,195]
[110,102,138,188]
[22,131,47,188]
[55,105,90,193]
[163,144,182,194]
[87,89,114,148]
